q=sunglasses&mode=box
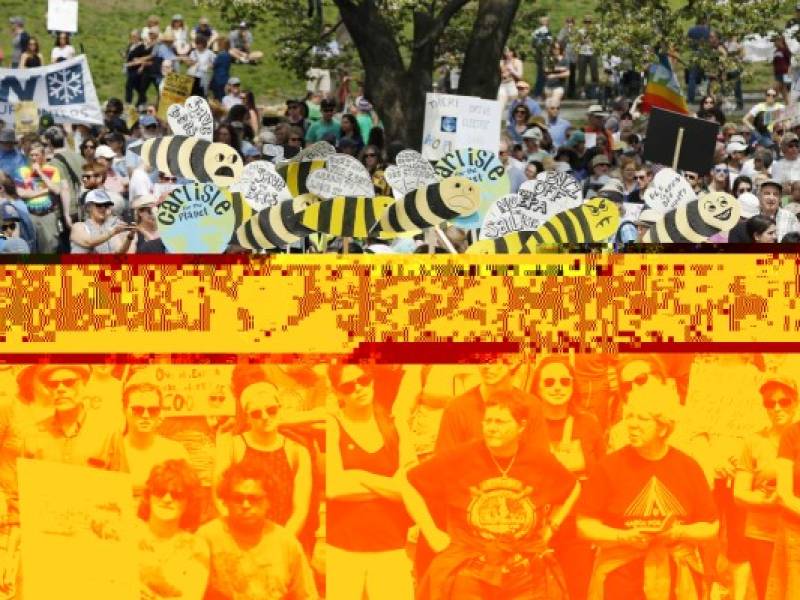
[130,405,161,417]
[152,486,187,501]
[764,398,793,409]
[249,406,279,420]
[229,492,266,505]
[83,145,96,150]
[337,373,373,395]
[737,186,752,193]
[543,377,573,388]
[620,373,650,395]
[1,222,17,232]
[364,153,377,158]
[714,167,729,174]
[635,174,648,180]
[44,377,79,390]
[160,175,178,182]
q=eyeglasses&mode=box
[229,492,266,505]
[249,406,279,420]
[364,153,377,158]
[620,373,650,395]
[152,486,187,501]
[737,186,752,193]
[543,377,573,388]
[44,377,79,390]
[130,405,161,417]
[92,204,113,210]
[337,373,373,395]
[764,398,793,409]
[160,175,177,182]
[1,222,17,232]
[714,167,729,174]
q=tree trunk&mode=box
[458,0,522,99]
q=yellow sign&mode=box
[157,72,195,121]
[14,101,39,134]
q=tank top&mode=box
[327,416,411,552]
[239,435,294,526]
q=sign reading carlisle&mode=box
[0,55,102,125]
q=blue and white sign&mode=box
[0,55,102,125]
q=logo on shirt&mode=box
[623,476,687,530]
[467,476,537,541]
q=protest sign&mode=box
[307,153,375,198]
[166,96,213,141]
[0,56,101,124]
[643,191,740,243]
[643,167,697,213]
[47,0,79,34]
[18,459,138,600]
[643,108,718,173]
[230,161,292,211]
[422,93,502,162]
[157,183,235,253]
[384,150,438,199]
[126,364,236,416]
[14,100,38,134]
[480,194,539,239]
[433,147,509,228]
[157,73,195,121]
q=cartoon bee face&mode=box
[204,143,244,188]
[700,192,740,229]
[292,193,321,212]
[439,176,481,215]
[583,197,619,239]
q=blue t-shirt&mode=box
[211,51,232,87]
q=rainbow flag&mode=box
[641,56,689,115]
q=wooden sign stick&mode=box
[434,227,458,254]
[672,127,684,171]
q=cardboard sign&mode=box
[14,100,38,134]
[282,141,335,165]
[643,192,740,243]
[0,55,102,125]
[18,459,138,600]
[157,73,195,121]
[300,195,395,238]
[47,0,78,34]
[126,365,236,416]
[306,153,374,198]
[643,167,697,213]
[643,108,718,174]
[480,194,542,239]
[422,93,502,162]
[229,160,292,211]
[166,96,213,141]
[384,150,438,199]
[157,183,235,253]
[234,196,316,251]
[433,147,509,228]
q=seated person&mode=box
[228,21,263,64]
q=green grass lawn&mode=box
[0,0,781,110]
[1,0,305,105]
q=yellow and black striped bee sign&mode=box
[134,135,244,188]
[643,192,740,243]
[373,176,480,237]
[300,196,395,238]
[467,198,619,253]
[234,197,314,251]
[277,160,326,198]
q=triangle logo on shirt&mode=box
[623,476,687,530]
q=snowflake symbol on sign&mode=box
[46,64,85,105]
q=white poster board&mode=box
[126,364,236,416]
[18,459,138,600]
[421,93,501,162]
[47,0,79,34]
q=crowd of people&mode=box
[2,355,798,599]
[5,13,800,253]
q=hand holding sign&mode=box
[157,184,235,253]
[643,168,696,213]
[306,154,375,199]
[229,161,292,211]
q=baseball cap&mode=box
[172,14,183,21]
[95,145,116,160]
[131,194,157,210]
[565,131,585,147]
[737,192,760,218]
[587,104,609,117]
[139,115,158,128]
[760,376,798,399]
[590,154,611,169]
[8,17,23,26]
[0,201,20,222]
[726,141,747,154]
[229,77,241,86]
[356,97,373,112]
[522,128,543,141]
[160,31,175,42]
[782,132,799,146]
[760,178,783,193]
[598,178,624,203]
[84,189,114,206]
[0,130,15,143]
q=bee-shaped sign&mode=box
[642,192,740,243]
[300,196,395,238]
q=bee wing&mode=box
[277,141,336,167]
[306,154,375,199]
[229,161,291,211]
[184,97,214,142]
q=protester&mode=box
[0,201,30,254]
[746,215,778,243]
[228,21,263,65]
[70,189,136,254]
[306,99,341,144]
[50,32,75,64]
[497,47,523,109]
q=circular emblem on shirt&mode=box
[466,476,536,541]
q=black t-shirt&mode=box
[126,43,149,74]
[408,439,575,550]
[577,446,716,530]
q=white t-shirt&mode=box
[772,156,800,186]
[51,45,76,63]
[187,48,215,78]
[222,94,243,110]
[747,101,785,128]
[129,166,154,201]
